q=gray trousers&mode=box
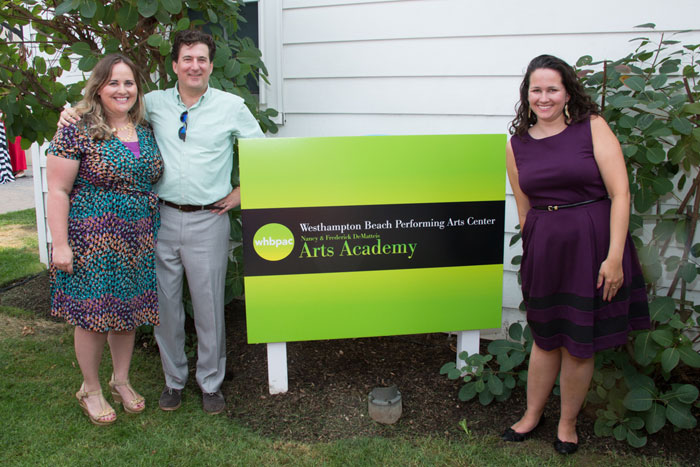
[154,205,229,393]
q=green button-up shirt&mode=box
[144,85,264,205]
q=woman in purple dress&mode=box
[503,55,649,454]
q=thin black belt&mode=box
[159,199,218,212]
[532,196,608,212]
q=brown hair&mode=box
[75,54,146,140]
[171,30,216,63]
[509,54,599,137]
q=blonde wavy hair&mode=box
[74,54,146,140]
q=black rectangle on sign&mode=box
[242,201,505,277]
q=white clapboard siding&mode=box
[268,0,700,333]
[283,33,684,79]
[282,0,700,44]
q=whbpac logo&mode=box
[253,223,295,261]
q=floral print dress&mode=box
[48,123,164,331]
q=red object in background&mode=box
[8,136,27,174]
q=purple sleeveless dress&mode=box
[511,119,649,358]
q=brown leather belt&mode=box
[159,199,219,212]
[532,196,608,212]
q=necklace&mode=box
[112,122,134,141]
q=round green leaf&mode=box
[652,219,675,240]
[675,220,688,244]
[161,0,182,14]
[78,55,98,72]
[496,353,513,372]
[159,41,171,57]
[645,403,666,434]
[636,113,655,130]
[618,115,637,129]
[613,424,627,441]
[103,38,121,54]
[642,261,662,283]
[576,55,592,67]
[650,329,674,346]
[681,102,700,115]
[626,429,647,448]
[661,347,680,373]
[33,56,46,75]
[137,0,159,17]
[623,75,646,92]
[510,350,525,369]
[691,243,700,258]
[176,17,190,31]
[80,0,97,18]
[634,331,660,365]
[51,87,68,108]
[508,322,523,341]
[54,0,80,16]
[207,8,218,23]
[478,388,494,405]
[672,118,693,135]
[660,60,680,74]
[225,59,241,79]
[487,374,504,396]
[623,387,654,411]
[674,384,699,404]
[70,42,93,57]
[626,416,644,430]
[509,231,521,246]
[439,362,455,375]
[645,146,666,164]
[633,186,655,213]
[678,346,700,369]
[693,127,700,143]
[458,382,477,401]
[649,74,667,89]
[594,418,613,436]
[59,56,71,71]
[116,4,139,30]
[649,296,675,323]
[147,34,163,47]
[666,400,697,429]
[679,262,697,283]
[596,385,607,399]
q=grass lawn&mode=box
[0,310,674,466]
[0,209,45,288]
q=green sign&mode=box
[240,135,506,343]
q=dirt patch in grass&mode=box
[3,276,699,465]
[0,225,36,249]
[0,313,65,340]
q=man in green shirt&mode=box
[147,30,264,415]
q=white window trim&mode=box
[257,0,285,125]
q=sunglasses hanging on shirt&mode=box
[178,111,188,142]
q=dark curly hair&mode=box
[171,29,216,63]
[509,54,598,136]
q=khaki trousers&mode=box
[154,205,229,393]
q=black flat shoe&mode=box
[553,437,578,454]
[501,415,546,442]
